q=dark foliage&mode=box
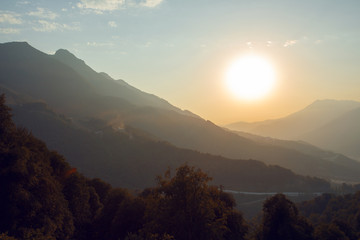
[0,95,248,239]
[3,92,360,240]
[136,165,249,240]
[0,94,74,239]
[299,192,360,239]
[0,95,111,239]
[258,194,313,240]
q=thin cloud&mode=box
[139,0,164,8]
[33,20,80,32]
[76,0,164,13]
[108,21,117,27]
[28,8,58,20]
[0,11,23,24]
[283,40,297,47]
[77,0,125,12]
[87,41,114,47]
[33,20,58,32]
[0,28,20,34]
[16,1,30,5]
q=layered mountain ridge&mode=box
[226,99,360,160]
[1,41,359,188]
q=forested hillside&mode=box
[298,192,360,239]
[2,93,360,239]
[0,94,247,239]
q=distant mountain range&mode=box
[9,97,332,192]
[0,41,359,189]
[226,99,360,160]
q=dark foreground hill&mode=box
[1,41,359,183]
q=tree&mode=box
[0,232,18,240]
[0,94,15,139]
[139,164,248,240]
[314,223,349,240]
[0,95,74,239]
[260,194,313,240]
[92,188,141,240]
[63,173,103,239]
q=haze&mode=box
[2,1,360,236]
[1,0,360,124]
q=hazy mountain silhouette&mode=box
[226,100,360,160]
[233,131,360,171]
[226,99,360,139]
[53,48,198,118]
[301,106,360,160]
[0,42,95,107]
[2,88,330,192]
[1,41,359,183]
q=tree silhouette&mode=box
[139,164,248,240]
[0,94,74,239]
[260,194,313,240]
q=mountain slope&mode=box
[233,130,360,171]
[1,41,360,183]
[4,91,330,192]
[226,100,360,160]
[53,48,198,118]
[226,99,360,139]
[301,106,360,160]
[0,43,90,115]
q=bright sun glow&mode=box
[226,55,276,101]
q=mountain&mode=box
[0,95,252,240]
[301,106,360,160]
[226,99,360,139]
[53,48,198,118]
[1,41,360,183]
[226,100,360,160]
[2,89,329,192]
[233,131,360,172]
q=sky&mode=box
[1,0,360,124]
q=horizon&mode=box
[1,0,360,124]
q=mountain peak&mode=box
[54,49,86,65]
[99,72,114,80]
[0,41,48,60]
[55,48,74,57]
[53,49,89,69]
[306,99,360,110]
[1,41,31,48]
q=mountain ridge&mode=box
[53,47,200,119]
[226,99,360,159]
[5,89,330,192]
[1,41,360,183]
[225,99,360,140]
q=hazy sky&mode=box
[1,0,360,124]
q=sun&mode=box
[225,55,276,101]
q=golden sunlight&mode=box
[225,55,276,101]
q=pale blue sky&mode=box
[1,0,360,123]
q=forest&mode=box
[1,93,360,240]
